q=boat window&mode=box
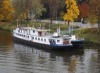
[32,37,34,39]
[57,40,60,42]
[38,38,40,40]
[44,39,46,42]
[28,36,29,38]
[33,30,35,33]
[41,38,43,41]
[35,37,37,40]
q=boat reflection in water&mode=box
[14,43,84,73]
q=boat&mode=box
[63,34,84,47]
[62,25,84,47]
[13,27,73,50]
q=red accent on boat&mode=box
[63,41,69,44]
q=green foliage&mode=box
[13,0,46,20]
[87,15,98,24]
[0,22,13,31]
[75,28,100,44]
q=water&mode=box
[0,30,100,73]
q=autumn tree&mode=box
[0,0,14,21]
[78,2,89,20]
[63,0,80,34]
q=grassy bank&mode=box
[75,28,100,44]
[0,22,15,31]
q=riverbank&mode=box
[0,22,14,31]
[75,28,100,44]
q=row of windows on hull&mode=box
[18,29,35,34]
[16,33,47,42]
[16,33,60,43]
[16,33,29,38]
[32,37,47,42]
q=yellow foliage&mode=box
[0,14,4,20]
[63,0,80,22]
[0,0,14,21]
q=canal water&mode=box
[0,30,100,73]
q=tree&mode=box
[63,0,80,34]
[49,0,57,24]
[89,0,100,28]
[0,0,14,21]
[78,2,89,19]
[31,0,46,19]
[13,0,46,21]
[63,0,80,22]
[40,0,65,23]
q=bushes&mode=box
[75,28,100,44]
[0,22,13,31]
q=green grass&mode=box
[0,22,14,31]
[75,28,100,44]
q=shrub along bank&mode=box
[0,22,14,31]
[75,28,100,44]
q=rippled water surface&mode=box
[0,30,100,73]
